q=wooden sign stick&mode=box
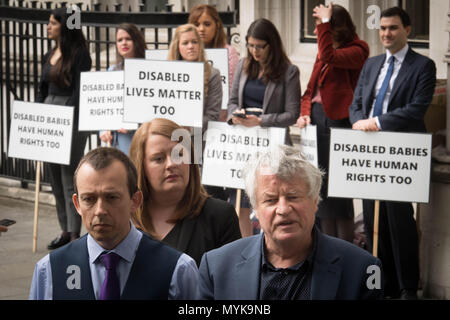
[372,200,380,257]
[235,189,242,217]
[32,161,41,253]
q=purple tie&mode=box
[99,252,121,300]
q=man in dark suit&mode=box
[29,147,198,300]
[197,145,383,300]
[349,7,436,299]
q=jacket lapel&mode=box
[262,81,276,113]
[388,48,413,107]
[233,234,263,299]
[238,71,248,109]
[174,217,197,254]
[311,232,342,300]
[364,54,386,116]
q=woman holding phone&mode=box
[227,18,301,237]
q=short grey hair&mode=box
[242,145,324,208]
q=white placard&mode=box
[124,59,204,127]
[202,121,286,189]
[78,71,138,131]
[328,128,432,203]
[299,125,318,168]
[146,49,229,110]
[8,101,74,165]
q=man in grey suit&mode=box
[349,7,436,299]
[197,145,383,300]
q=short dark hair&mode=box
[380,6,411,27]
[73,147,138,197]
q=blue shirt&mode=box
[29,222,199,300]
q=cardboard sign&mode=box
[299,125,318,168]
[123,59,204,127]
[328,128,432,203]
[202,121,286,189]
[78,71,138,131]
[146,48,229,110]
[8,101,74,165]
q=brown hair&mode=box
[330,4,357,47]
[168,24,212,96]
[129,118,208,235]
[244,18,290,83]
[188,4,227,48]
[73,147,138,197]
[115,23,147,68]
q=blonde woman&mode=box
[168,24,222,131]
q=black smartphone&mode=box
[0,219,16,227]
[232,112,247,119]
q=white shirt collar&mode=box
[87,221,142,264]
[386,44,409,64]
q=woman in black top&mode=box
[37,7,92,250]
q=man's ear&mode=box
[131,190,143,213]
[72,193,82,217]
[405,25,411,37]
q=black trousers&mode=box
[362,200,419,296]
[44,95,87,234]
[311,103,354,220]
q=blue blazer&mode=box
[349,48,436,133]
[197,231,383,300]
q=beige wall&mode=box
[236,0,446,92]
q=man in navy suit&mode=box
[197,145,383,300]
[349,7,436,299]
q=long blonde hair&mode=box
[168,24,211,96]
[129,118,209,237]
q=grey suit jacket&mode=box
[349,47,436,133]
[203,66,222,131]
[197,231,383,300]
[226,59,301,129]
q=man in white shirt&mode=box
[29,147,198,300]
[349,7,436,299]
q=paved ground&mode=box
[0,178,87,300]
[0,195,60,299]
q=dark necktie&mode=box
[373,56,395,117]
[99,252,121,300]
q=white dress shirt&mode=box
[370,44,409,129]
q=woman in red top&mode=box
[297,3,369,242]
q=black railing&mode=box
[0,0,239,186]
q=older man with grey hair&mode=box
[197,145,383,300]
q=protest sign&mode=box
[328,128,432,203]
[146,48,229,110]
[202,121,286,189]
[299,125,318,168]
[124,59,204,127]
[79,71,138,131]
[8,101,74,165]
